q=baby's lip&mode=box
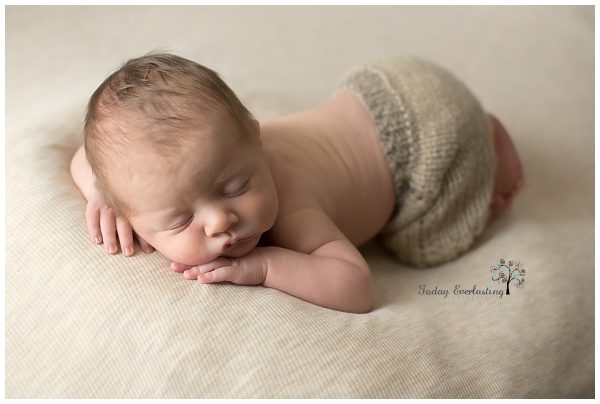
[223,234,257,250]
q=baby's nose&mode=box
[205,212,238,237]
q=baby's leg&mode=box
[487,114,524,220]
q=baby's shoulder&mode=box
[268,203,347,255]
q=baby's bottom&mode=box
[338,57,522,267]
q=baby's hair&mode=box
[84,52,256,218]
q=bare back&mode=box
[261,90,396,247]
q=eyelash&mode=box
[223,178,250,198]
[172,216,193,230]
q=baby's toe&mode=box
[490,193,508,212]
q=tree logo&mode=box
[490,259,525,295]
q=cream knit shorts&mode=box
[338,57,495,267]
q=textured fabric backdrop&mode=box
[5,5,594,398]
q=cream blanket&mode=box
[6,6,594,398]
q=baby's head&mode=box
[84,53,278,265]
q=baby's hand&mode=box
[85,181,154,256]
[171,249,267,285]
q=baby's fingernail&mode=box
[124,246,132,256]
[94,236,102,244]
[107,244,117,254]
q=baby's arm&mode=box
[180,208,373,313]
[70,145,154,255]
[260,208,373,313]
[70,145,95,200]
[261,242,372,314]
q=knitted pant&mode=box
[338,57,495,268]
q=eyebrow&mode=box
[200,159,257,191]
[155,207,186,221]
[211,162,249,185]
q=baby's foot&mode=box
[487,114,524,221]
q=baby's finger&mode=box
[85,205,102,245]
[115,217,134,256]
[197,266,234,284]
[136,234,155,254]
[171,262,194,272]
[99,208,119,254]
[194,257,233,274]
[183,267,201,280]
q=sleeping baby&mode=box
[70,53,523,313]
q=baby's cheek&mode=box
[155,237,202,266]
[253,189,278,229]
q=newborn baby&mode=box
[70,53,523,313]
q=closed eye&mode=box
[223,178,250,198]
[169,216,193,230]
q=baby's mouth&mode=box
[225,234,257,248]
[221,233,260,254]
